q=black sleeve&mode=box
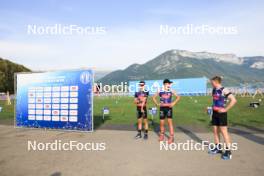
[146,91,149,97]
[225,92,232,98]
[223,88,232,98]
[134,92,138,98]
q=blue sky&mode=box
[0,0,263,70]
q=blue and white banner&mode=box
[15,69,93,131]
[129,77,207,96]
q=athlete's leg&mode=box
[143,118,148,139]
[167,118,174,144]
[138,117,143,131]
[219,126,231,149]
[159,119,165,141]
[220,126,232,159]
[213,126,220,144]
[135,117,143,139]
[159,108,166,141]
[208,125,222,154]
[165,108,174,143]
[143,107,148,132]
[144,118,148,132]
[167,118,174,136]
[160,119,165,134]
[208,125,223,154]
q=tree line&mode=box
[0,58,31,94]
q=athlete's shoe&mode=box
[159,133,165,142]
[222,150,232,160]
[135,133,142,139]
[168,135,174,144]
[208,147,222,155]
[143,133,148,140]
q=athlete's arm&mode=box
[218,94,236,112]
[152,92,160,106]
[170,90,180,107]
[134,93,138,105]
[134,98,138,104]
[219,89,237,113]
[140,97,147,112]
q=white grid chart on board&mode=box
[27,85,79,122]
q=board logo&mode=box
[80,71,91,84]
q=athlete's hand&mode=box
[141,108,145,113]
[169,102,176,108]
[154,103,160,107]
[218,108,227,113]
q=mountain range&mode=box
[98,50,264,86]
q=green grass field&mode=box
[0,96,263,129]
[93,96,264,129]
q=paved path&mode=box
[0,125,263,176]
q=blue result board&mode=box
[15,69,94,131]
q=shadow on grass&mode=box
[231,123,264,133]
[0,118,13,126]
[93,115,111,130]
[197,118,206,122]
[249,120,262,124]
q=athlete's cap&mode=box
[163,79,173,84]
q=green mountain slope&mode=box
[0,58,31,93]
